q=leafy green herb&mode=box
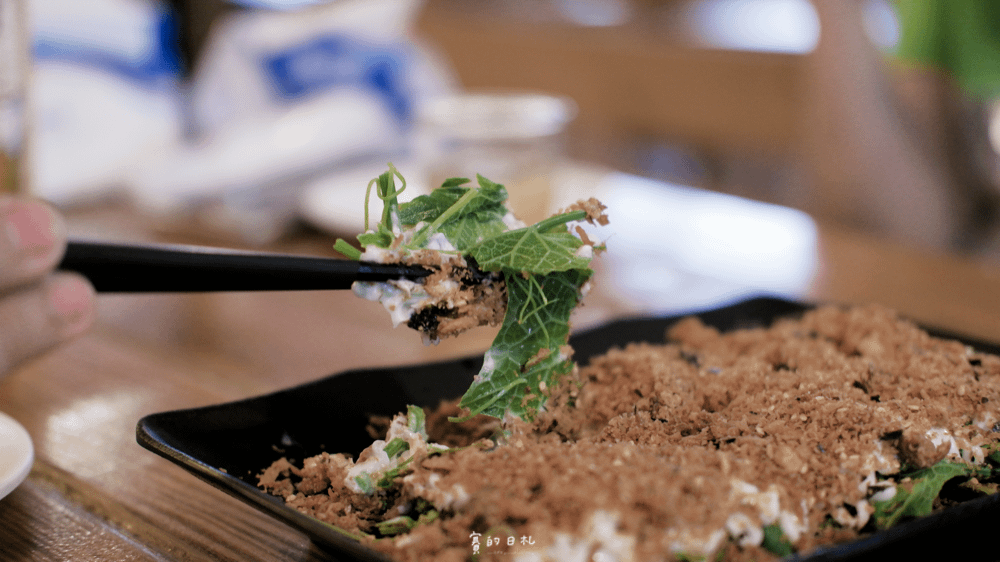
[383,437,409,459]
[406,404,428,439]
[375,509,439,536]
[333,238,362,260]
[872,460,973,528]
[339,166,603,421]
[376,456,414,490]
[350,405,431,495]
[985,442,1000,465]
[338,171,511,255]
[376,515,417,536]
[469,210,591,273]
[355,473,375,495]
[400,175,509,249]
[761,524,794,557]
[454,269,588,420]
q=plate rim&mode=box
[0,410,34,500]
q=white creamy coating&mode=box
[344,440,392,494]
[725,513,763,547]
[343,413,446,494]
[574,245,594,260]
[401,471,470,511]
[352,224,471,329]
[975,411,997,432]
[521,479,811,561]
[352,280,431,327]
[515,511,637,562]
[353,207,601,335]
[728,479,809,541]
[424,232,457,252]
[502,212,527,230]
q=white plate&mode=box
[0,410,33,499]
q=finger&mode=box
[0,273,96,376]
[0,196,66,289]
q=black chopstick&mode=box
[58,240,432,293]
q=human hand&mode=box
[0,196,95,376]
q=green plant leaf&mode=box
[347,167,601,421]
[383,438,409,459]
[406,404,428,439]
[375,504,440,536]
[400,175,509,249]
[469,210,590,274]
[355,473,375,495]
[397,185,468,225]
[333,238,362,260]
[398,176,504,226]
[455,269,589,420]
[376,515,417,536]
[376,456,414,489]
[357,222,395,248]
[761,524,794,556]
[872,460,972,528]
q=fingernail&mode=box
[4,199,62,267]
[48,275,96,335]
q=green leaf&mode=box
[376,456,414,489]
[441,177,471,188]
[366,165,407,234]
[333,238,362,260]
[406,405,428,439]
[397,185,468,225]
[469,210,590,274]
[761,524,794,556]
[436,212,507,250]
[375,505,440,536]
[398,176,505,226]
[357,222,395,249]
[347,167,602,421]
[985,443,1000,465]
[355,474,375,495]
[455,269,590,420]
[383,438,409,459]
[376,515,417,536]
[401,176,509,250]
[872,460,972,528]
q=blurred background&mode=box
[9,0,1000,311]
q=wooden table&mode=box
[2,184,1000,561]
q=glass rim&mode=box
[418,91,578,141]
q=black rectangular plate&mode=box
[136,296,1000,561]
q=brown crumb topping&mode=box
[259,304,1000,561]
[401,252,506,341]
[564,197,610,226]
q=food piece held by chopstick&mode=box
[334,164,607,421]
